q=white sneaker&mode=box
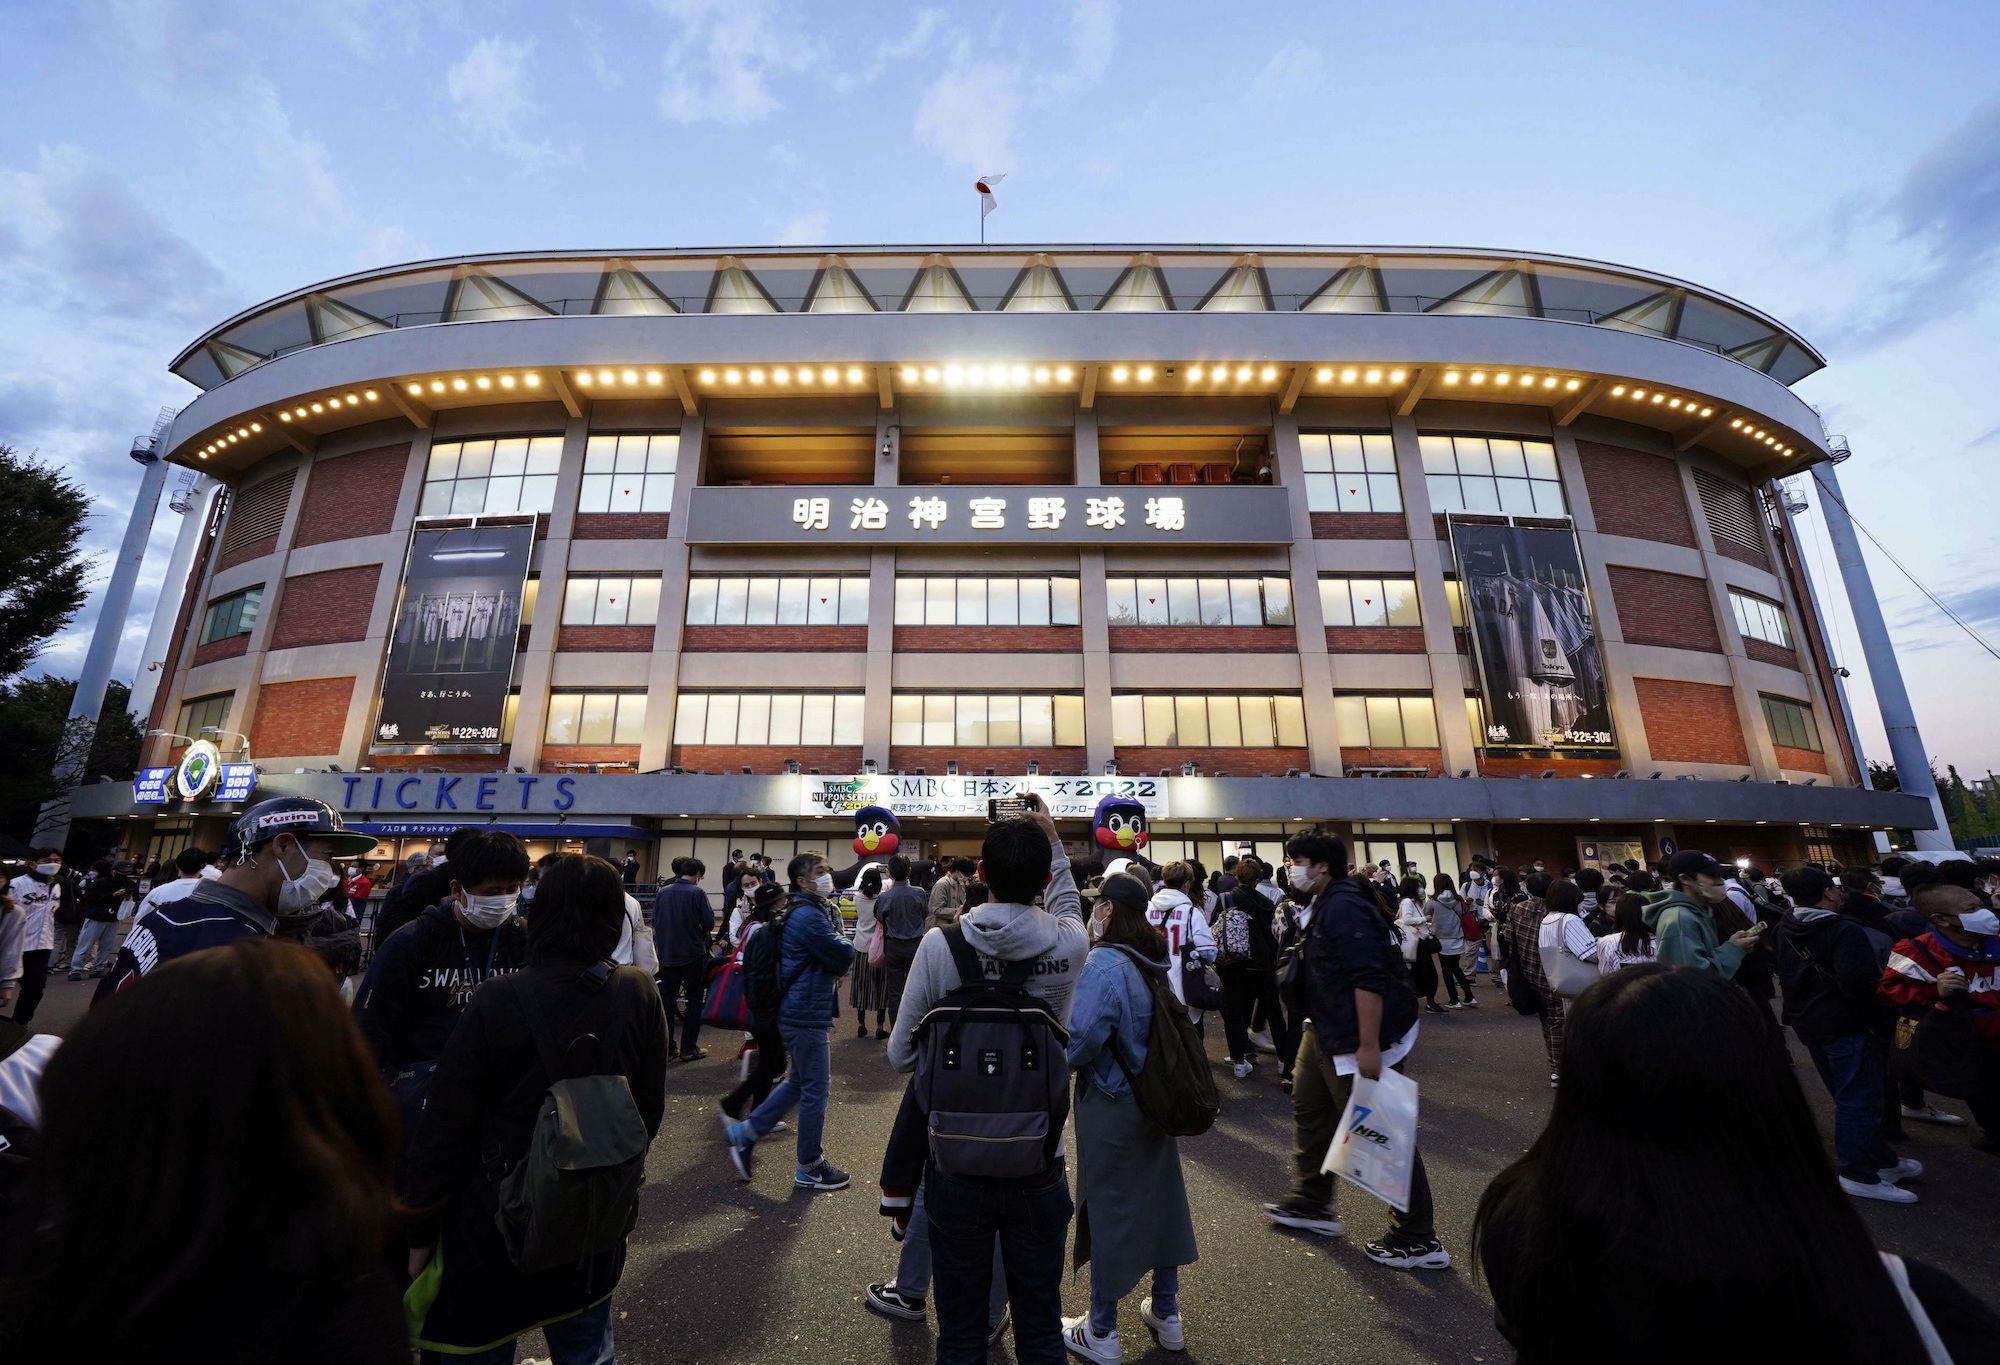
[1140,1297,1184,1351]
[1841,1176,1918,1204]
[1248,1028,1275,1054]
[1901,1104,1966,1126]
[1231,1059,1253,1079]
[1062,1316,1122,1363]
[1879,1157,1924,1183]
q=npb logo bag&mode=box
[1323,1068,1419,1212]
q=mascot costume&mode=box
[832,803,902,890]
[1092,792,1159,882]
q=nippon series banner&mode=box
[800,773,1169,820]
[1448,519,1617,752]
[374,519,534,753]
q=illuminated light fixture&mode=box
[294,406,309,418]
[1630,388,1646,400]
[1033,366,1050,382]
[724,368,742,385]
[1055,365,1074,382]
[1543,376,1558,389]
[617,369,635,386]
[1729,418,1743,428]
[278,411,292,422]
[1611,385,1627,396]
[1259,365,1278,382]
[523,373,540,387]
[225,433,236,443]
[773,367,791,384]
[1443,371,1460,384]
[198,451,208,460]
[848,366,866,384]
[1363,368,1381,383]
[944,364,964,385]
[821,366,838,385]
[1651,392,1665,404]
[449,377,466,392]
[1137,365,1155,382]
[1340,367,1358,383]
[1699,406,1713,417]
[236,427,249,437]
[1235,365,1252,382]
[748,368,765,385]
[1188,365,1207,382]
[1389,368,1408,383]
[311,401,326,413]
[406,384,423,397]
[1209,365,1228,383]
[428,381,446,395]
[967,364,988,386]
[1668,397,1682,409]
[345,392,360,404]
[1314,367,1331,383]
[363,389,378,401]
[1011,364,1029,384]
[1565,378,1581,390]
[644,370,663,386]
[1470,371,1487,384]
[1111,365,1130,382]
[900,365,919,382]
[588,369,609,386]
[922,366,940,383]
[475,376,491,390]
[575,371,593,386]
[697,369,717,384]
[1494,372,1512,385]
[498,375,516,390]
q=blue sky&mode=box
[2,0,1997,774]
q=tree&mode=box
[0,444,88,678]
[0,676,142,856]
[1869,758,1999,850]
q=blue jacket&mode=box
[1066,943,1170,1098]
[1303,877,1418,1059]
[653,879,713,968]
[777,890,856,1030]
[92,880,276,1005]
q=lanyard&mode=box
[459,923,504,981]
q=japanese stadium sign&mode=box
[800,773,1169,820]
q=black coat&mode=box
[353,902,528,1069]
[1234,884,1281,972]
[1776,909,1885,1042]
[1303,878,1418,1058]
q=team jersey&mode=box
[1879,930,2000,1043]
[92,882,276,1005]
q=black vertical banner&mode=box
[1448,519,1617,752]
[374,519,534,753]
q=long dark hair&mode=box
[1097,877,1165,958]
[1612,892,1654,958]
[525,853,625,964]
[858,866,883,898]
[0,939,401,1356]
[1472,966,1929,1362]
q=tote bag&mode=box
[1322,1067,1419,1212]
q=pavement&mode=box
[23,969,2000,1363]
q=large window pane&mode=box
[428,444,461,480]
[1425,474,1460,512]
[1497,479,1537,515]
[1464,477,1503,514]
[1364,696,1402,746]
[1133,578,1167,625]
[1175,695,1210,746]
[1208,695,1243,746]
[833,694,864,745]
[1491,439,1529,478]
[1299,433,1332,472]
[838,578,868,625]
[895,578,924,625]
[629,579,660,625]
[957,578,987,626]
[745,579,779,624]
[1051,577,1080,625]
[1384,578,1420,626]
[1273,696,1307,747]
[714,578,748,625]
[614,695,646,744]
[704,693,739,745]
[1523,442,1559,481]
[956,694,988,745]
[1166,578,1199,626]
[804,576,839,625]
[890,694,922,746]
[685,578,718,624]
[1531,480,1567,516]
[577,693,617,744]
[545,694,582,744]
[769,693,803,746]
[673,692,706,743]
[1362,435,1396,471]
[1305,473,1337,512]
[1197,578,1230,627]
[638,473,673,513]
[737,694,771,745]
[984,578,1017,626]
[594,578,629,625]
[1319,579,1353,627]
[987,694,1021,745]
[1053,694,1085,747]
[925,578,954,625]
[1240,697,1275,747]
[490,439,527,478]
[1333,695,1367,746]
[1017,577,1050,627]
[1418,436,1456,474]
[1368,474,1402,511]
[525,437,562,475]
[1142,695,1176,746]
[1021,695,1054,746]
[776,578,809,625]
[922,694,952,746]
[1111,694,1144,746]
[800,693,834,745]
[456,440,494,479]
[1352,579,1388,627]
[484,477,522,514]
[1106,578,1137,625]
[1401,697,1439,748]
[1229,579,1261,625]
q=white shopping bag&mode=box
[1322,1068,1419,1212]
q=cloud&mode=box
[651,0,820,124]
[1245,44,1324,105]
[771,211,830,246]
[446,36,560,163]
[914,59,1022,176]
[829,7,947,92]
[1065,0,1118,84]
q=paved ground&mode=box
[27,969,2000,1363]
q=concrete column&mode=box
[863,548,896,766]
[504,415,589,771]
[1390,414,1479,776]
[1272,412,1341,775]
[1679,458,1779,781]
[874,408,900,489]
[1079,548,1113,772]
[636,413,703,773]
[1550,427,1653,773]
[1811,459,1951,847]
[1073,406,1101,486]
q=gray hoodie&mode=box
[886,842,1089,1073]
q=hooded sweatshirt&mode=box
[1146,885,1218,1023]
[1775,907,1885,1042]
[1643,888,1745,979]
[886,842,1088,1072]
[353,901,527,1068]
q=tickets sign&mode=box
[799,773,1168,820]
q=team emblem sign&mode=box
[173,739,222,800]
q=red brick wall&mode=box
[1113,746,1309,775]
[1743,637,1799,669]
[1774,744,1829,775]
[1107,626,1291,653]
[191,633,250,667]
[1575,441,1697,547]
[1324,626,1428,654]
[267,565,382,651]
[671,745,861,774]
[215,532,280,573]
[1634,678,1749,765]
[899,626,1085,653]
[682,625,866,652]
[539,744,642,772]
[556,624,656,653]
[249,677,354,757]
[1312,512,1408,540]
[294,444,410,548]
[1711,537,1772,573]
[1339,746,1441,775]
[1478,755,1624,778]
[1608,566,1721,652]
[574,513,671,541]
[888,747,1088,774]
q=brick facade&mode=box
[681,625,866,652]
[898,626,1085,654]
[1339,746,1442,775]
[1324,626,1428,654]
[191,633,251,667]
[267,565,383,651]
[1112,745,1310,776]
[574,513,671,541]
[294,444,410,548]
[215,531,280,573]
[1608,566,1722,652]
[148,495,225,745]
[1742,637,1799,670]
[888,746,1088,775]
[249,676,354,757]
[540,744,642,772]
[1575,441,1698,547]
[1633,678,1750,765]
[1774,744,1829,776]
[1106,626,1292,653]
[671,745,861,774]
[1711,537,1772,573]
[556,624,657,653]
[1313,512,1409,540]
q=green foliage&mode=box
[0,676,142,852]
[0,444,89,679]
[1870,758,2000,850]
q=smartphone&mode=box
[1743,920,1768,939]
[988,794,1032,821]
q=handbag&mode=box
[1889,1005,1987,1099]
[867,918,885,968]
[702,954,750,1030]
[1178,940,1226,1012]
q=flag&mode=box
[976,173,1005,220]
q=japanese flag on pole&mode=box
[976,173,1005,221]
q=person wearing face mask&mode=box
[92,800,378,1007]
[1643,851,1759,979]
[8,850,66,1026]
[653,857,714,1063]
[1878,882,2000,1153]
[351,828,531,1149]
[343,861,373,917]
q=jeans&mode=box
[1090,1265,1179,1335]
[70,919,119,975]
[658,962,707,1055]
[1806,1033,1899,1183]
[925,1162,1073,1365]
[893,1183,1009,1327]
[420,1297,614,1365]
[11,949,51,1026]
[748,1024,830,1169]
[721,1027,786,1120]
[1287,1024,1435,1245]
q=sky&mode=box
[1,0,1997,775]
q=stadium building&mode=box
[73,244,1937,879]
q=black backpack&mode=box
[911,927,1071,1179]
[742,912,808,1022]
[1106,945,1219,1137]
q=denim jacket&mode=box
[1065,942,1170,1098]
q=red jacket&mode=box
[1878,931,2000,1044]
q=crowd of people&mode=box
[1,797,1997,1363]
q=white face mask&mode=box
[1956,908,2000,937]
[812,873,835,897]
[519,884,537,902]
[34,863,59,877]
[1287,864,1316,892]
[274,840,339,914]
[458,890,518,930]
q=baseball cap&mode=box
[1664,850,1725,882]
[1097,871,1152,914]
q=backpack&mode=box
[1458,907,1483,943]
[1537,911,1599,996]
[1105,945,1220,1137]
[493,966,652,1274]
[1217,905,1252,964]
[742,912,809,1023]
[910,926,1070,1180]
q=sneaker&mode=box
[770,1120,790,1134]
[1841,1176,1919,1204]
[1422,1003,1447,1014]
[874,1028,891,1040]
[863,1281,926,1322]
[795,1159,850,1191]
[1140,1297,1184,1351]
[1461,996,1478,1008]
[1551,1073,1560,1088]
[1362,1236,1452,1270]
[1262,1200,1343,1237]
[678,1047,710,1063]
[1879,1157,1924,1183]
[1231,1059,1253,1079]
[1248,1027,1275,1054]
[723,1117,755,1183]
[857,1024,869,1038]
[1901,1104,1966,1126]
[66,971,83,981]
[988,1304,1011,1345]
[1447,1001,1463,1010]
[1061,1316,1122,1364]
